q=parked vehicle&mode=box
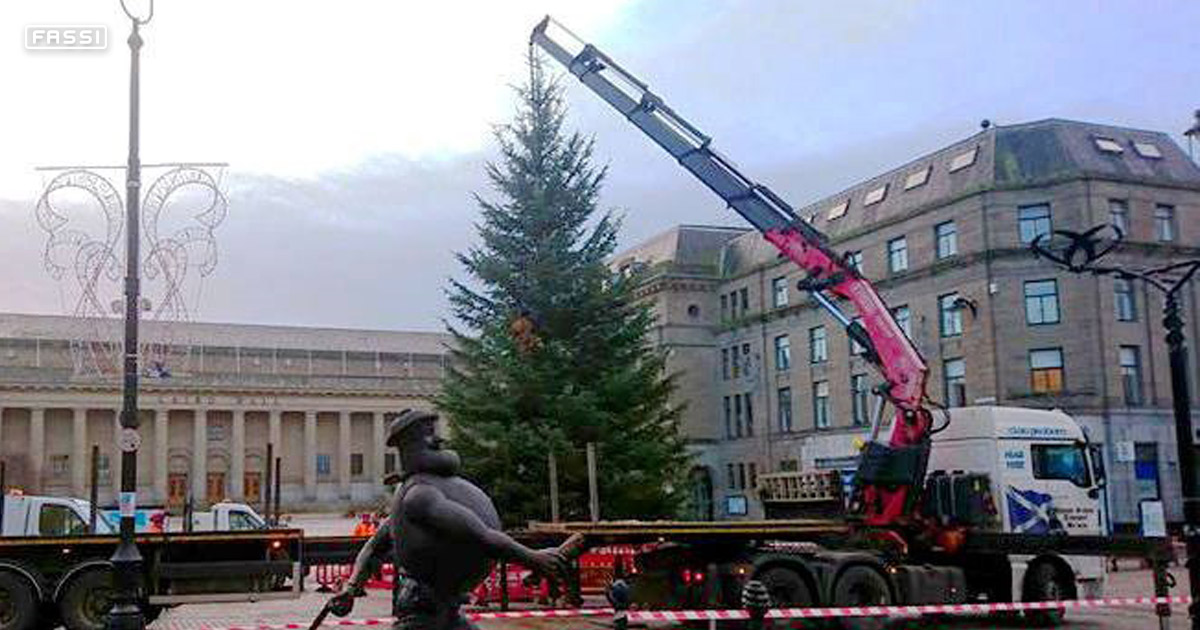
[0,493,299,630]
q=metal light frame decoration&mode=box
[34,164,228,377]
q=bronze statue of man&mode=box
[334,409,571,630]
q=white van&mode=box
[0,494,115,537]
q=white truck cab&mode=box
[184,501,267,532]
[0,494,115,537]
[928,406,1108,600]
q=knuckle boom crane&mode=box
[531,17,934,531]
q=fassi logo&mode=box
[25,26,108,50]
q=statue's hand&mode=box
[523,549,570,585]
[329,584,364,617]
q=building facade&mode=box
[0,313,452,512]
[614,119,1200,530]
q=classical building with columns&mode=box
[0,312,452,512]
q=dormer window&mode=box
[863,184,888,206]
[826,200,849,220]
[1133,142,1162,159]
[949,147,978,172]
[1093,137,1124,154]
[904,166,930,190]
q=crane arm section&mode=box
[532,17,933,526]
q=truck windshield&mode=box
[1031,444,1091,488]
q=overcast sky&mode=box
[1,1,1197,333]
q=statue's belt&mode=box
[396,578,470,612]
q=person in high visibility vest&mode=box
[352,513,376,538]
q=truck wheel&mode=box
[1023,563,1068,627]
[0,572,38,630]
[59,570,114,630]
[758,567,813,606]
[832,566,891,630]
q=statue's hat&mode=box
[386,409,438,448]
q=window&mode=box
[384,453,397,474]
[864,184,888,206]
[316,454,332,477]
[350,453,364,477]
[720,294,729,321]
[1032,444,1091,488]
[38,504,88,537]
[731,347,741,379]
[851,374,869,426]
[739,288,750,313]
[1115,278,1138,322]
[51,455,70,477]
[778,387,793,433]
[721,348,731,380]
[1135,443,1160,500]
[738,463,747,490]
[1018,204,1052,244]
[774,335,792,371]
[97,454,111,483]
[1093,137,1124,154]
[849,317,865,356]
[949,146,978,172]
[935,221,957,259]
[728,292,738,319]
[772,277,789,308]
[944,358,966,407]
[892,305,912,338]
[1134,142,1163,159]
[1109,199,1129,236]
[813,381,830,429]
[1155,204,1175,242]
[727,464,736,490]
[887,237,908,273]
[1030,348,1064,394]
[734,395,744,437]
[1023,280,1060,325]
[749,463,758,489]
[827,200,849,220]
[743,393,754,437]
[939,293,963,338]
[1120,345,1143,406]
[904,166,930,190]
[229,511,264,531]
[724,396,733,438]
[779,459,799,472]
[846,251,863,272]
[809,326,827,364]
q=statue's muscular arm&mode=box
[345,519,392,591]
[405,483,566,579]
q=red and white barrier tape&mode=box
[210,596,1191,630]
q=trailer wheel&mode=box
[832,566,891,630]
[0,572,38,630]
[758,567,814,606]
[59,570,114,630]
[1023,563,1068,627]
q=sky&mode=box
[1,1,1197,333]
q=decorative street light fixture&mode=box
[109,1,154,628]
[1033,225,1200,630]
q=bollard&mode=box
[607,579,631,630]
[741,579,770,630]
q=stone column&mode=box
[72,408,87,496]
[231,409,246,501]
[372,411,386,487]
[304,410,317,500]
[154,409,168,504]
[338,411,351,500]
[193,408,208,504]
[30,408,45,493]
[268,409,282,503]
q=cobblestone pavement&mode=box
[150,568,1188,630]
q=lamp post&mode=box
[1033,225,1200,629]
[108,2,154,629]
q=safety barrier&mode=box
[210,595,1191,630]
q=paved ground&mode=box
[150,567,1188,630]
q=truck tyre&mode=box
[831,566,891,630]
[1023,563,1068,627]
[0,572,38,630]
[758,567,814,606]
[59,570,114,630]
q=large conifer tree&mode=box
[437,52,688,527]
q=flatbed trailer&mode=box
[525,520,1174,627]
[0,529,302,630]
